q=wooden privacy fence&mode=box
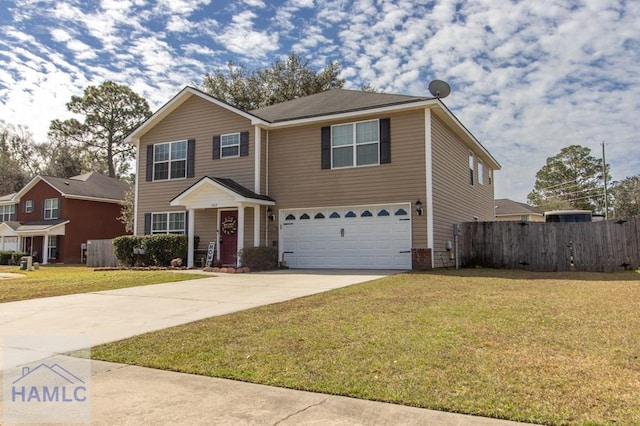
[86,239,118,267]
[459,217,640,272]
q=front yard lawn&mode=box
[90,269,640,425]
[0,266,204,303]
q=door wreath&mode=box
[222,216,237,235]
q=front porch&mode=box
[170,177,275,268]
[0,220,68,264]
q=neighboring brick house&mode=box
[126,87,500,270]
[494,199,545,222]
[0,172,128,264]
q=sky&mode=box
[0,0,639,203]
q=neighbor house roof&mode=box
[250,89,431,122]
[9,172,129,204]
[495,199,544,217]
[0,192,17,204]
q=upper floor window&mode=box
[332,120,379,168]
[154,140,187,181]
[44,198,59,220]
[25,200,33,213]
[478,160,484,185]
[0,204,16,221]
[151,212,185,234]
[220,133,240,158]
[469,152,475,186]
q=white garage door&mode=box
[1,236,19,252]
[280,203,412,270]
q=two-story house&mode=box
[126,87,500,270]
[0,172,128,264]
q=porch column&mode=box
[237,205,245,267]
[42,236,49,265]
[253,205,261,247]
[187,208,195,268]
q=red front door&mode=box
[219,210,238,265]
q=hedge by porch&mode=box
[113,235,187,267]
[0,251,29,265]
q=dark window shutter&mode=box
[41,200,44,220]
[57,198,61,219]
[144,213,151,235]
[187,139,195,178]
[146,145,154,181]
[380,118,391,164]
[321,126,331,169]
[240,131,249,157]
[213,135,221,160]
[184,211,189,236]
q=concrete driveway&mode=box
[0,269,396,370]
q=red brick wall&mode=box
[16,180,127,264]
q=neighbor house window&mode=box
[0,204,16,221]
[478,160,484,185]
[332,119,379,168]
[47,235,57,259]
[220,133,240,158]
[25,200,33,213]
[151,212,185,234]
[469,153,475,186]
[153,140,187,181]
[44,198,59,220]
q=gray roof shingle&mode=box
[250,89,432,122]
[42,172,129,201]
[495,199,544,216]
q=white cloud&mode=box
[0,0,638,204]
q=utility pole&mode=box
[602,142,608,220]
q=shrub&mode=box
[113,235,144,267]
[10,252,28,265]
[113,234,188,267]
[0,251,14,265]
[239,246,278,271]
[142,234,187,267]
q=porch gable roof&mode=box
[170,176,275,209]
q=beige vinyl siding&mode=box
[267,110,428,248]
[193,209,217,251]
[431,114,495,266]
[136,95,255,235]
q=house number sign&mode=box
[222,216,237,235]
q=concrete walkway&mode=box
[0,270,533,425]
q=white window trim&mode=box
[47,235,57,259]
[153,140,188,181]
[220,132,241,159]
[44,198,59,220]
[25,200,33,213]
[331,119,380,169]
[478,159,484,185]
[151,212,186,235]
[469,152,475,186]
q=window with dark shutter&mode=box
[187,139,195,178]
[240,131,249,157]
[380,118,391,164]
[146,145,154,181]
[144,213,151,235]
[213,135,221,160]
[321,126,331,169]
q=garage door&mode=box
[1,237,18,252]
[280,203,412,269]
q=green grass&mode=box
[90,269,640,425]
[0,265,204,302]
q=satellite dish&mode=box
[428,80,451,99]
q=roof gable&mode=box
[125,86,267,144]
